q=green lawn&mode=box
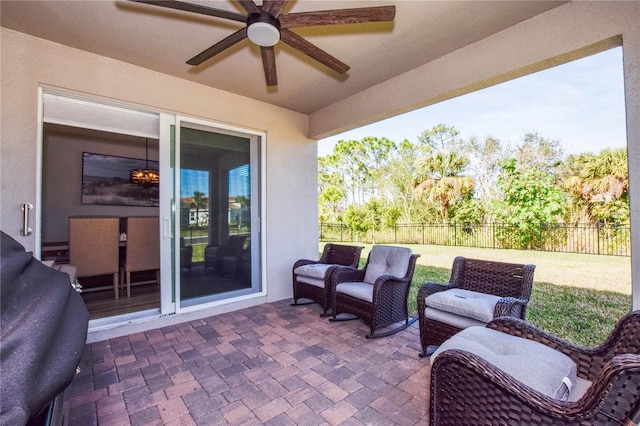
[321,242,632,347]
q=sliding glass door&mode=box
[174,119,261,308]
[40,92,263,323]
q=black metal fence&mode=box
[319,222,631,257]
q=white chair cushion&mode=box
[568,377,592,402]
[296,276,325,288]
[363,246,411,284]
[425,307,486,329]
[425,289,501,323]
[432,326,578,401]
[295,263,334,280]
[336,282,374,302]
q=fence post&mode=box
[597,222,601,255]
[492,223,496,249]
[539,222,543,251]
[454,222,457,246]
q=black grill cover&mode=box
[1,231,89,425]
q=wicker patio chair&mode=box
[204,235,249,276]
[180,237,193,272]
[330,245,420,338]
[430,311,640,425]
[292,243,363,316]
[418,256,535,356]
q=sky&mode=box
[318,47,626,157]
[181,164,250,198]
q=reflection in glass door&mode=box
[177,121,260,307]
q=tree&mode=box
[413,148,474,223]
[385,139,434,222]
[344,199,389,243]
[561,148,629,223]
[492,158,567,249]
[318,154,346,221]
[190,191,208,227]
[515,131,563,173]
[235,195,250,231]
[462,135,509,219]
[344,204,370,242]
[332,138,394,204]
[417,124,463,151]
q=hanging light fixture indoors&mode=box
[130,138,159,184]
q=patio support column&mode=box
[623,24,640,311]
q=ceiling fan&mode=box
[130,0,395,86]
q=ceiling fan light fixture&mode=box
[247,13,280,47]
[247,22,280,46]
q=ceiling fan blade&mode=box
[280,29,349,74]
[186,27,248,66]
[237,0,260,15]
[260,46,278,86]
[262,0,288,18]
[129,0,247,23]
[279,6,395,28]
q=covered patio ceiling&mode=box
[2,1,638,309]
[0,1,566,115]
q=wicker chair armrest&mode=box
[417,282,450,315]
[494,297,529,319]
[418,282,450,297]
[372,275,410,300]
[431,349,640,425]
[374,274,408,285]
[331,265,366,284]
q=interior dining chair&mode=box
[69,216,120,299]
[123,216,160,298]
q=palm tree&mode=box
[234,195,250,232]
[413,149,474,223]
[190,191,208,227]
[562,148,628,223]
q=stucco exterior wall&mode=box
[309,1,640,310]
[0,28,319,313]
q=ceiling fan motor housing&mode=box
[247,12,281,47]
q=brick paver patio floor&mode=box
[65,299,431,425]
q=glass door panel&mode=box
[177,121,260,307]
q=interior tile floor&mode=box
[64,300,431,425]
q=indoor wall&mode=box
[42,124,159,243]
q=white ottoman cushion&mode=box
[432,326,578,401]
